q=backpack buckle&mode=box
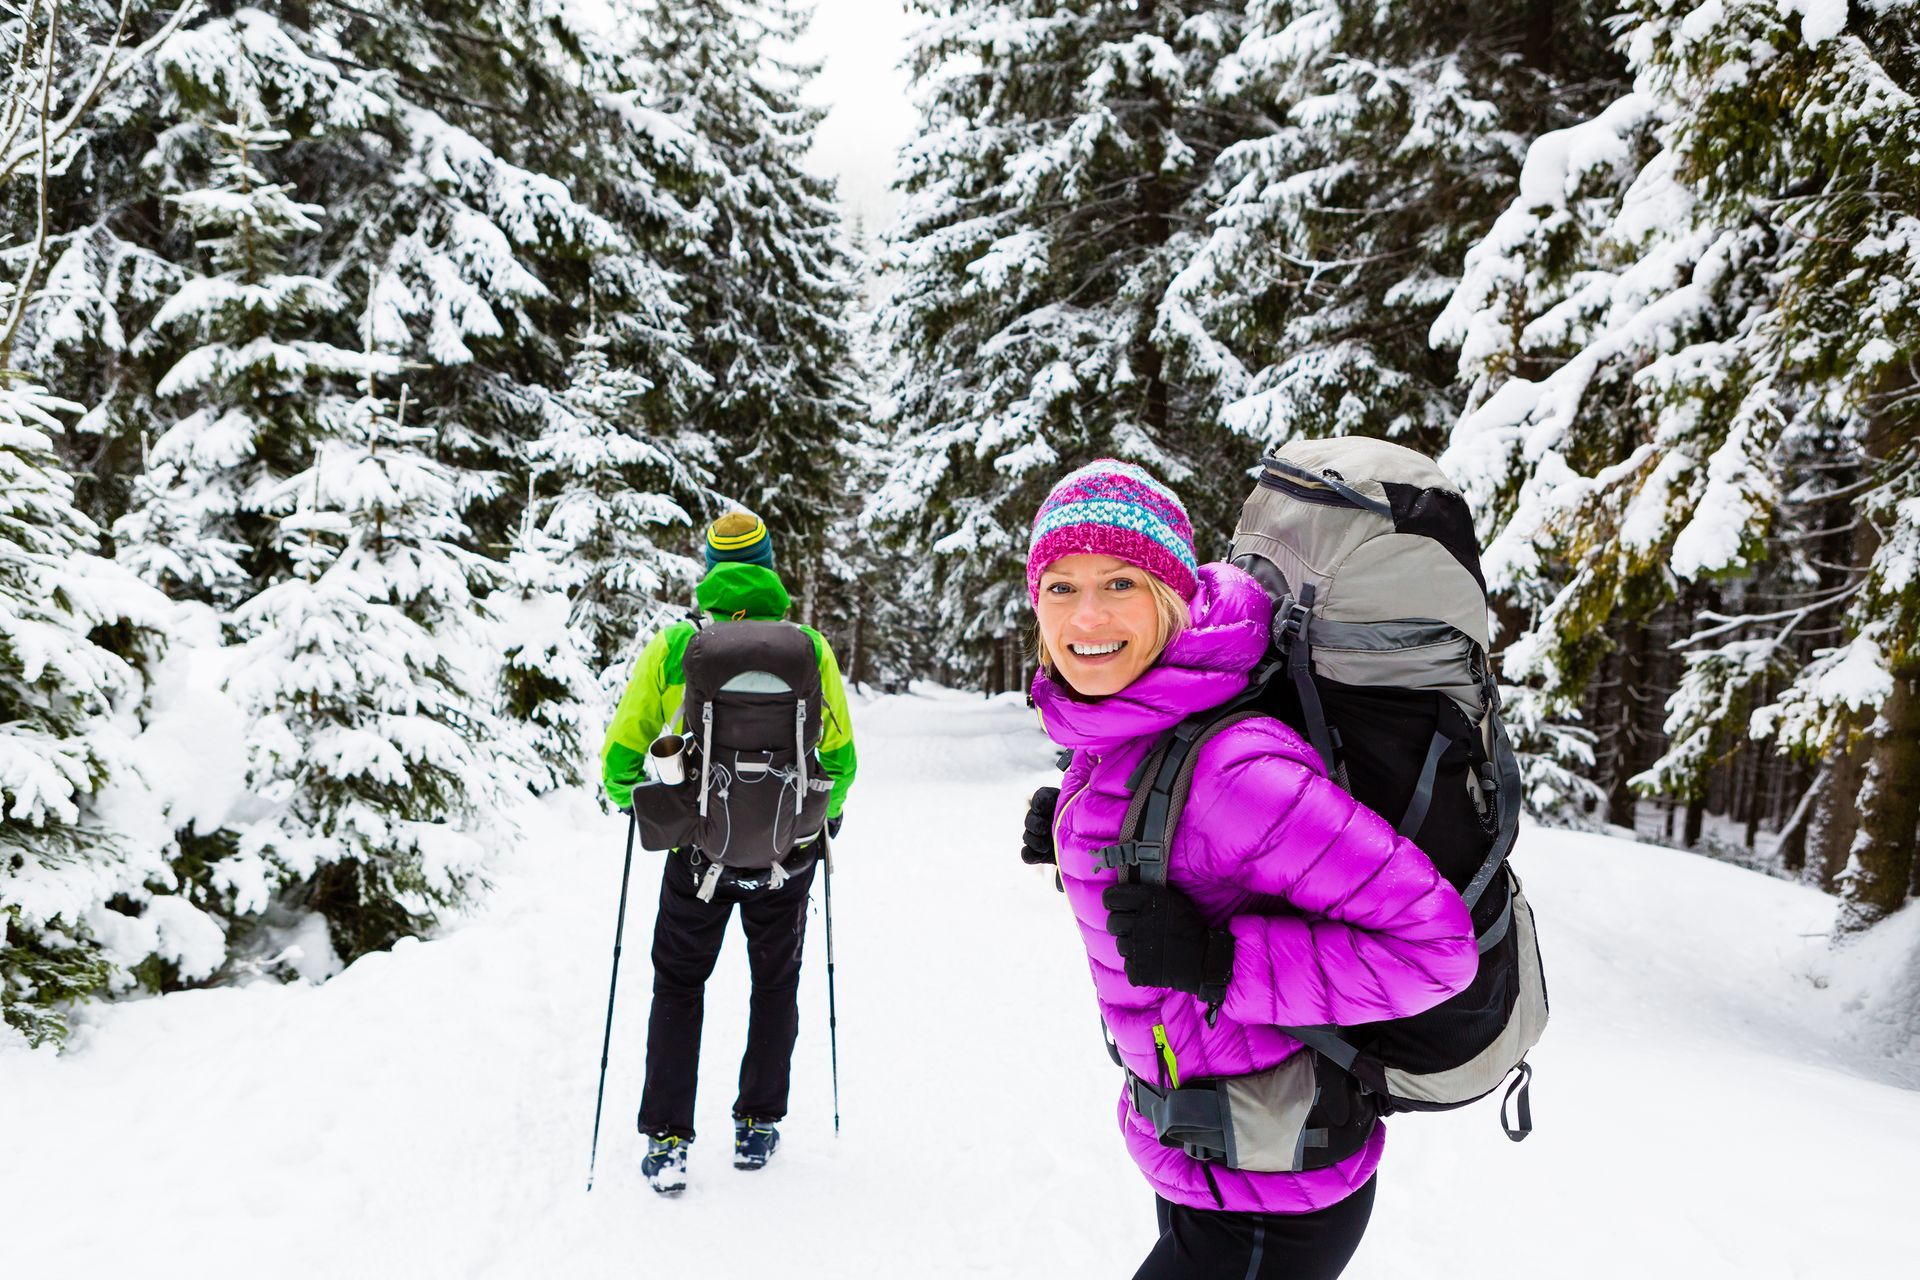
[1096,841,1164,875]
[1272,597,1312,650]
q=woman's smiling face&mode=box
[1035,554,1166,696]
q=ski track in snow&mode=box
[3,689,1915,1279]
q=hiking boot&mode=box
[642,1135,690,1195]
[732,1118,780,1170]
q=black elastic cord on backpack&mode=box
[1264,456,1394,519]
[1501,1061,1534,1142]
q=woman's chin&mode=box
[1056,658,1137,697]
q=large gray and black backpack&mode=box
[1102,437,1546,1173]
[635,620,833,880]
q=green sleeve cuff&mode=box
[818,740,857,819]
[604,740,647,810]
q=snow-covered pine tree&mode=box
[878,1,1247,684]
[628,0,866,612]
[529,317,703,674]
[1433,2,1920,922]
[5,0,202,529]
[0,0,219,1046]
[1160,0,1621,457]
[0,377,177,1046]
[21,3,709,557]
[491,495,603,798]
[114,113,374,603]
[226,367,511,964]
[324,0,712,558]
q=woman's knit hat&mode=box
[705,511,775,568]
[1027,460,1198,603]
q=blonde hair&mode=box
[1033,569,1190,679]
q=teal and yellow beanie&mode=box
[704,511,775,568]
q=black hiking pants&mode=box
[1133,1176,1376,1280]
[638,850,816,1141]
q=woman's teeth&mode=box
[1069,641,1125,656]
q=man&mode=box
[602,511,856,1195]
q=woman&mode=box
[1024,460,1478,1279]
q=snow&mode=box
[3,690,1914,1278]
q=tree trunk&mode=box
[1684,795,1706,849]
[1776,769,1820,875]
[1605,623,1651,827]
[1836,675,1920,934]
[1809,748,1864,892]
[848,590,867,687]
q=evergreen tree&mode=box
[22,3,710,552]
[491,508,603,799]
[878,1,1247,684]
[0,378,172,1045]
[528,319,704,673]
[1160,0,1621,456]
[1434,2,1920,924]
[114,112,375,602]
[225,370,510,963]
[630,0,867,607]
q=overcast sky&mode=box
[789,0,920,238]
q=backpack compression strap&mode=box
[1272,584,1341,781]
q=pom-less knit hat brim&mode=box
[1027,460,1198,603]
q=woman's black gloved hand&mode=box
[1021,786,1060,865]
[1102,883,1234,1009]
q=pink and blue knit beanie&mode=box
[1027,459,1198,604]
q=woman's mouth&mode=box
[1068,640,1127,660]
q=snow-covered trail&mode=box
[4,690,1915,1279]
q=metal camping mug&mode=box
[648,734,688,786]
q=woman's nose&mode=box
[1070,595,1108,628]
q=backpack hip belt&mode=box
[688,845,816,902]
[1124,1050,1375,1174]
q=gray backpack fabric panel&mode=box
[1380,874,1548,1106]
[1215,1049,1323,1173]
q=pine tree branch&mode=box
[323,50,519,120]
[0,0,198,192]
[310,0,510,51]
[1677,583,1864,649]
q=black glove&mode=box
[1102,883,1235,1010]
[1021,786,1060,866]
[827,814,844,839]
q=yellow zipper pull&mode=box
[1152,1023,1180,1089]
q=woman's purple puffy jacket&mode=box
[1034,562,1478,1214]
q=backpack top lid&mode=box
[681,620,823,751]
[1232,436,1491,652]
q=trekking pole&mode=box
[586,809,639,1192]
[824,841,841,1134]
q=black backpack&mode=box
[632,621,832,871]
[1099,438,1546,1175]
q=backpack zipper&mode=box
[1257,470,1362,509]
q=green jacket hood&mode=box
[695,562,792,621]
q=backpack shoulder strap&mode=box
[1096,689,1269,887]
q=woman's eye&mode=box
[1045,582,1074,595]
[1108,578,1134,592]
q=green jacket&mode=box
[601,562,857,815]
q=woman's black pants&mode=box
[637,852,816,1141]
[1133,1176,1376,1280]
